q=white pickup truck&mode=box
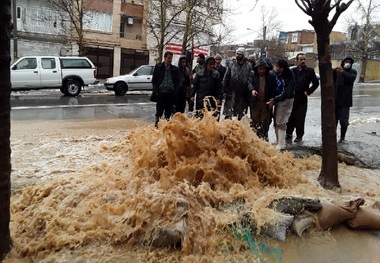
[11,56,97,96]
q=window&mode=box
[291,33,298,43]
[120,22,125,38]
[41,58,56,69]
[135,66,152,76]
[15,58,37,70]
[16,6,21,19]
[61,59,92,69]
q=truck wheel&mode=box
[64,80,81,96]
[114,82,127,96]
[60,87,65,94]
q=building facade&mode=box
[11,0,149,79]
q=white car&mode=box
[104,65,154,96]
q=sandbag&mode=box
[261,213,294,242]
[269,196,322,215]
[315,198,365,230]
[292,213,315,236]
[346,205,380,230]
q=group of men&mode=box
[152,48,357,148]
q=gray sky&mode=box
[228,0,353,44]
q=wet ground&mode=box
[10,83,380,168]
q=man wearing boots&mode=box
[248,58,276,141]
[333,56,357,143]
[152,51,180,127]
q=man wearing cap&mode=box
[191,56,223,118]
[333,56,357,143]
[223,47,253,120]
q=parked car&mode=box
[11,56,97,96]
[104,65,154,96]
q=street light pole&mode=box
[261,26,267,58]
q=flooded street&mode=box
[6,84,380,262]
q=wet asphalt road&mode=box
[10,83,380,168]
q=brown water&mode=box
[6,114,380,262]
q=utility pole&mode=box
[12,0,18,59]
[261,25,267,58]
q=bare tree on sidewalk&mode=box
[295,0,354,190]
[345,0,380,82]
[0,0,12,260]
[46,0,86,55]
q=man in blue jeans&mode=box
[333,56,357,143]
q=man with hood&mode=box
[174,55,191,113]
[152,51,180,127]
[191,56,222,118]
[333,56,357,143]
[214,54,227,79]
[248,58,276,140]
[223,47,253,120]
[273,59,295,150]
[287,53,319,142]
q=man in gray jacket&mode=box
[223,47,253,120]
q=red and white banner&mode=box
[165,42,209,57]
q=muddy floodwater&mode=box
[6,114,380,263]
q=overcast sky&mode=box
[227,0,354,44]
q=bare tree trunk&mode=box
[0,0,12,260]
[359,56,367,83]
[313,21,340,190]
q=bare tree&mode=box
[257,5,283,54]
[295,0,354,190]
[147,0,188,62]
[0,0,12,260]
[46,0,86,55]
[346,0,380,82]
[147,0,234,62]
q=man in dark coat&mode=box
[248,59,276,140]
[191,56,222,118]
[174,55,190,114]
[152,51,180,127]
[333,56,357,143]
[214,54,227,80]
[287,53,319,142]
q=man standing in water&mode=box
[273,60,295,150]
[248,59,276,141]
[152,51,180,127]
[333,56,357,143]
[287,53,319,142]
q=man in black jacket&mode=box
[191,56,222,118]
[287,53,319,142]
[152,51,180,127]
[333,56,357,143]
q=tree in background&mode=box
[257,5,283,55]
[0,0,12,260]
[295,0,354,190]
[147,0,186,63]
[345,0,380,82]
[147,0,233,62]
[46,0,86,56]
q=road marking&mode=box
[12,102,155,110]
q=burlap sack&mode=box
[315,198,365,230]
[346,202,380,230]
